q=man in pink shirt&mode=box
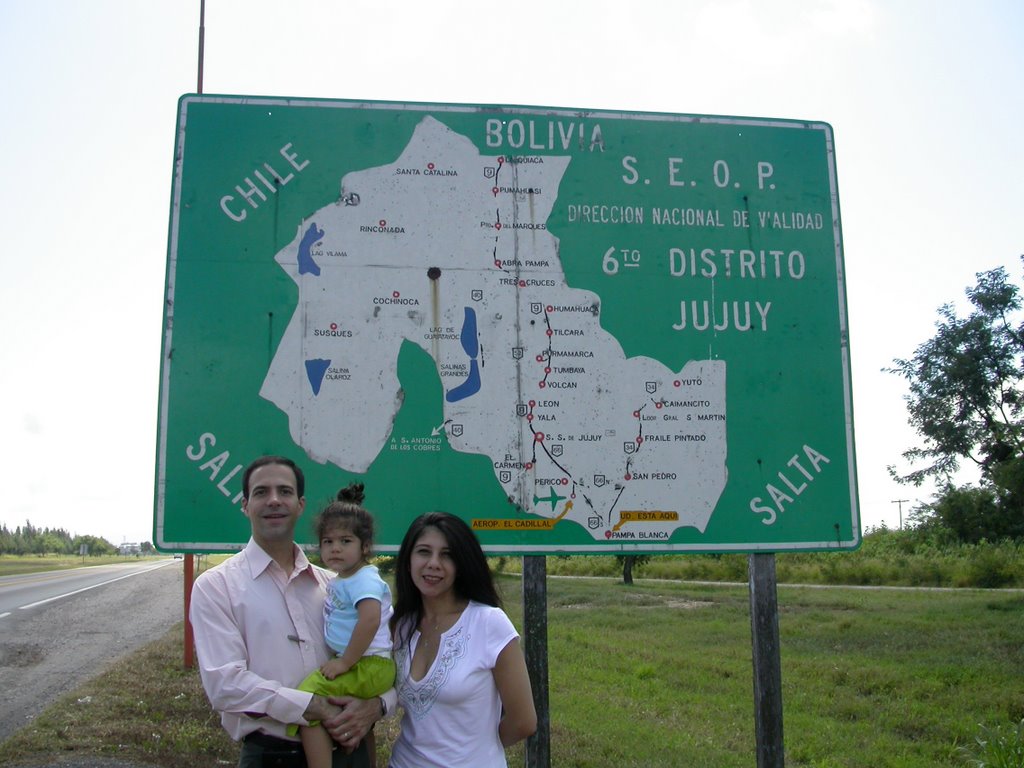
[190,455,395,767]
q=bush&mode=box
[955,545,1019,589]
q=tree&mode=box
[888,258,1024,541]
[919,484,1024,544]
[888,259,1024,489]
[617,554,651,585]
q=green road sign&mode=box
[155,95,858,554]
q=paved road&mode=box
[0,560,184,744]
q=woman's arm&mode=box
[493,637,538,747]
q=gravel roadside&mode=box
[0,561,186,766]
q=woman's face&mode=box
[409,526,456,600]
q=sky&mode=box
[0,0,1021,546]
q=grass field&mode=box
[0,553,171,576]
[1,570,1021,767]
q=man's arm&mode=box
[323,692,394,753]
[190,574,313,727]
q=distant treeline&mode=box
[0,521,151,556]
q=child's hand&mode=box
[321,657,351,680]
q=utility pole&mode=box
[891,498,909,530]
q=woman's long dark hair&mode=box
[390,512,500,650]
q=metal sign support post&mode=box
[522,555,551,768]
[749,553,784,767]
[184,554,196,668]
[182,0,204,672]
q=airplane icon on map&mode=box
[533,486,566,511]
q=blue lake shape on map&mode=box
[305,358,331,396]
[445,307,481,403]
[298,222,324,276]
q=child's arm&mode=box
[320,598,382,679]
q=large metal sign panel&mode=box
[155,95,859,554]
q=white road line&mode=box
[17,561,177,610]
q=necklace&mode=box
[418,603,464,647]
[419,615,443,645]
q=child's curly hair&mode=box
[313,482,375,551]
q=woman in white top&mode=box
[387,512,537,768]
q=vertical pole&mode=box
[522,555,550,768]
[197,0,205,94]
[749,553,784,767]
[891,498,908,531]
[184,554,196,669]
[184,0,205,671]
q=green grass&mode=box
[957,719,1024,767]
[1,572,1022,767]
[0,553,169,576]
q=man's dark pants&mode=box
[239,732,370,768]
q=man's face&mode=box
[241,463,305,549]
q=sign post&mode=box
[750,553,784,767]
[523,556,550,766]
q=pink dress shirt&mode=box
[189,538,335,741]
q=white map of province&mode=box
[260,116,727,540]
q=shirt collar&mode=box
[243,538,315,580]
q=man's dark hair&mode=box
[241,455,305,499]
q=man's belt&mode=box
[243,731,303,753]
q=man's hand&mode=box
[323,695,382,753]
[303,694,343,725]
[320,657,351,680]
